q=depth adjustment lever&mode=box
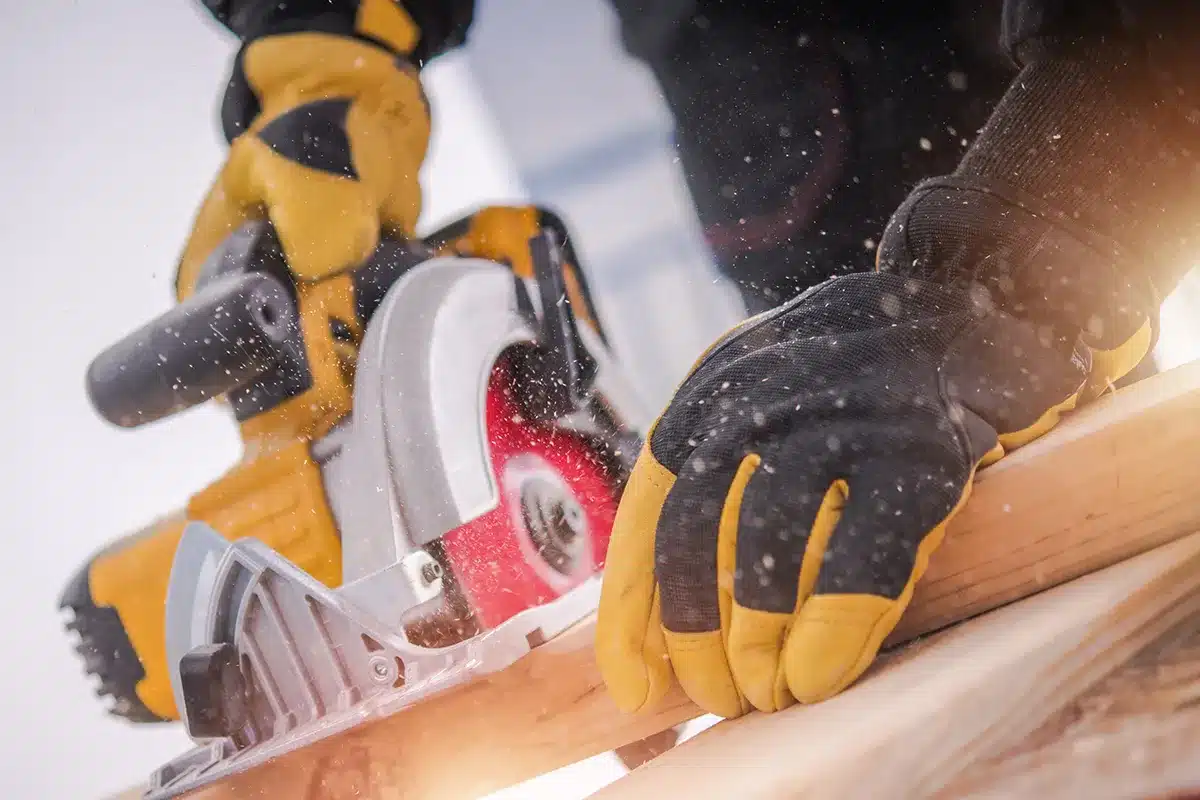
[512,230,600,421]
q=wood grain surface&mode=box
[137,360,1200,799]
[598,533,1200,799]
[942,588,1200,798]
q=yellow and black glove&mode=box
[596,176,1157,719]
[174,5,432,300]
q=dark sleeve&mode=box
[1002,0,1200,116]
[198,0,474,141]
[199,0,473,63]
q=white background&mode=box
[2,1,1199,798]
[0,1,728,796]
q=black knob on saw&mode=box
[86,271,298,428]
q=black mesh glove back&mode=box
[595,206,1156,717]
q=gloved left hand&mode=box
[173,29,431,301]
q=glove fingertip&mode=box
[728,604,794,714]
[663,629,748,719]
[597,590,674,714]
[596,447,677,714]
[784,594,894,704]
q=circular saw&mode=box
[58,210,650,799]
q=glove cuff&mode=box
[878,173,1158,365]
[876,38,1180,371]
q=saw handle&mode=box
[86,217,432,429]
[86,271,298,428]
[84,211,594,429]
[510,231,599,421]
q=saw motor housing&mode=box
[60,206,648,732]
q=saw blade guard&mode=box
[150,244,650,799]
[317,251,645,629]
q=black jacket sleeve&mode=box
[199,0,474,64]
[1003,0,1200,117]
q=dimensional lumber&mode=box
[168,359,1200,800]
[942,600,1200,799]
[596,532,1200,799]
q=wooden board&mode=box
[941,591,1200,798]
[596,532,1200,799]
[166,360,1200,799]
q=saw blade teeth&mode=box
[63,608,120,708]
[107,695,135,718]
[63,628,83,650]
[58,564,165,723]
[70,633,92,658]
[72,630,101,661]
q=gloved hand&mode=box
[596,179,1156,718]
[174,30,431,300]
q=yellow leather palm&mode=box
[175,31,431,300]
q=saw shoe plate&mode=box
[143,250,648,799]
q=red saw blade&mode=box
[438,357,618,630]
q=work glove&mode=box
[596,177,1157,718]
[174,29,431,300]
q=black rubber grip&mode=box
[86,272,297,428]
[352,237,436,324]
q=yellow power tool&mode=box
[58,205,649,787]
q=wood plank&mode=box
[596,532,1200,799]
[940,591,1200,798]
[170,360,1200,800]
[892,357,1200,643]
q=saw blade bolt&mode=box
[420,561,444,586]
[520,477,586,575]
[368,655,397,685]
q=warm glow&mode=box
[1153,267,1200,372]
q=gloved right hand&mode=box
[595,177,1159,718]
[174,29,432,300]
